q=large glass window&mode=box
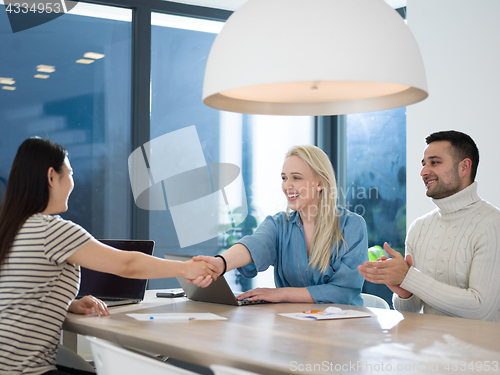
[148,13,222,289]
[149,13,314,290]
[0,3,132,239]
[345,107,406,306]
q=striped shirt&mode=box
[0,213,92,375]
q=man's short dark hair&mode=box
[425,130,479,181]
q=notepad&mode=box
[279,308,373,321]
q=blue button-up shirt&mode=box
[237,208,368,305]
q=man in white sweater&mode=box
[358,130,500,321]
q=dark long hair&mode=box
[0,137,68,267]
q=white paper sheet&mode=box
[127,313,227,321]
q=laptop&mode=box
[78,240,155,307]
[164,254,269,306]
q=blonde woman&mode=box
[195,145,368,305]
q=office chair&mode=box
[361,293,390,309]
[86,336,197,375]
[56,345,96,373]
[210,364,261,375]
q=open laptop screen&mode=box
[78,240,155,301]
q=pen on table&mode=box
[302,310,323,314]
[149,316,194,321]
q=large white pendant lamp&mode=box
[203,0,428,116]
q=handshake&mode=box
[182,255,227,288]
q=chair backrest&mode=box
[56,345,95,372]
[86,336,197,375]
[361,293,390,309]
[210,364,261,375]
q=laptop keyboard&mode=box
[100,297,128,301]
[234,292,268,305]
[238,298,268,305]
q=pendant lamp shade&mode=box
[203,0,428,116]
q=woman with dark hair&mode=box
[0,137,217,375]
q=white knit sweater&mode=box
[394,182,500,321]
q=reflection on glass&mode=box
[0,4,132,239]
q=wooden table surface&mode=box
[63,290,500,374]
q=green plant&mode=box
[220,206,258,291]
[368,245,385,262]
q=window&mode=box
[345,107,406,252]
[148,13,314,289]
[345,107,406,305]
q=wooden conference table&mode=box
[63,290,500,374]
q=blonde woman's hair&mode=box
[285,145,345,273]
